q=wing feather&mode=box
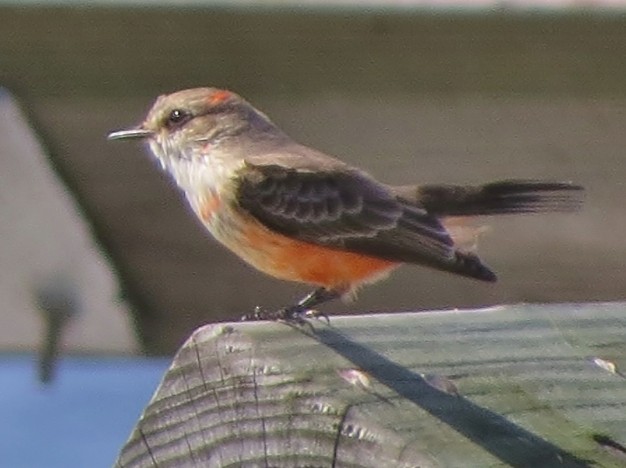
[236,163,454,263]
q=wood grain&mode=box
[117,302,626,467]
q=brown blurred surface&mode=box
[2,7,625,354]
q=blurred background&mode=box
[1,1,625,465]
[3,1,626,355]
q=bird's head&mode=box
[108,87,278,168]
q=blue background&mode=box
[0,355,169,468]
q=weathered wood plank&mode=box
[116,302,626,467]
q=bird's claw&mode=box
[240,306,271,321]
[241,305,329,325]
[304,308,330,324]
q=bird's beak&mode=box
[107,127,154,141]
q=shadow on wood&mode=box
[116,303,626,467]
[313,327,588,466]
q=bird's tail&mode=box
[394,180,584,217]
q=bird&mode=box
[108,87,583,321]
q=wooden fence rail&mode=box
[116,303,626,467]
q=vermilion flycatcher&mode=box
[108,88,583,321]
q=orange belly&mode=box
[236,216,398,290]
[195,194,398,291]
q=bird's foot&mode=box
[240,306,299,322]
[241,305,329,325]
[303,308,330,324]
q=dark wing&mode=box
[236,163,496,281]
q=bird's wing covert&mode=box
[235,163,456,263]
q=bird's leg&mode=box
[286,287,340,322]
[243,287,340,322]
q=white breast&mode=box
[146,139,249,246]
[148,139,244,195]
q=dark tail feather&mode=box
[398,180,584,217]
[448,250,497,282]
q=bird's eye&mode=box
[166,109,191,127]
